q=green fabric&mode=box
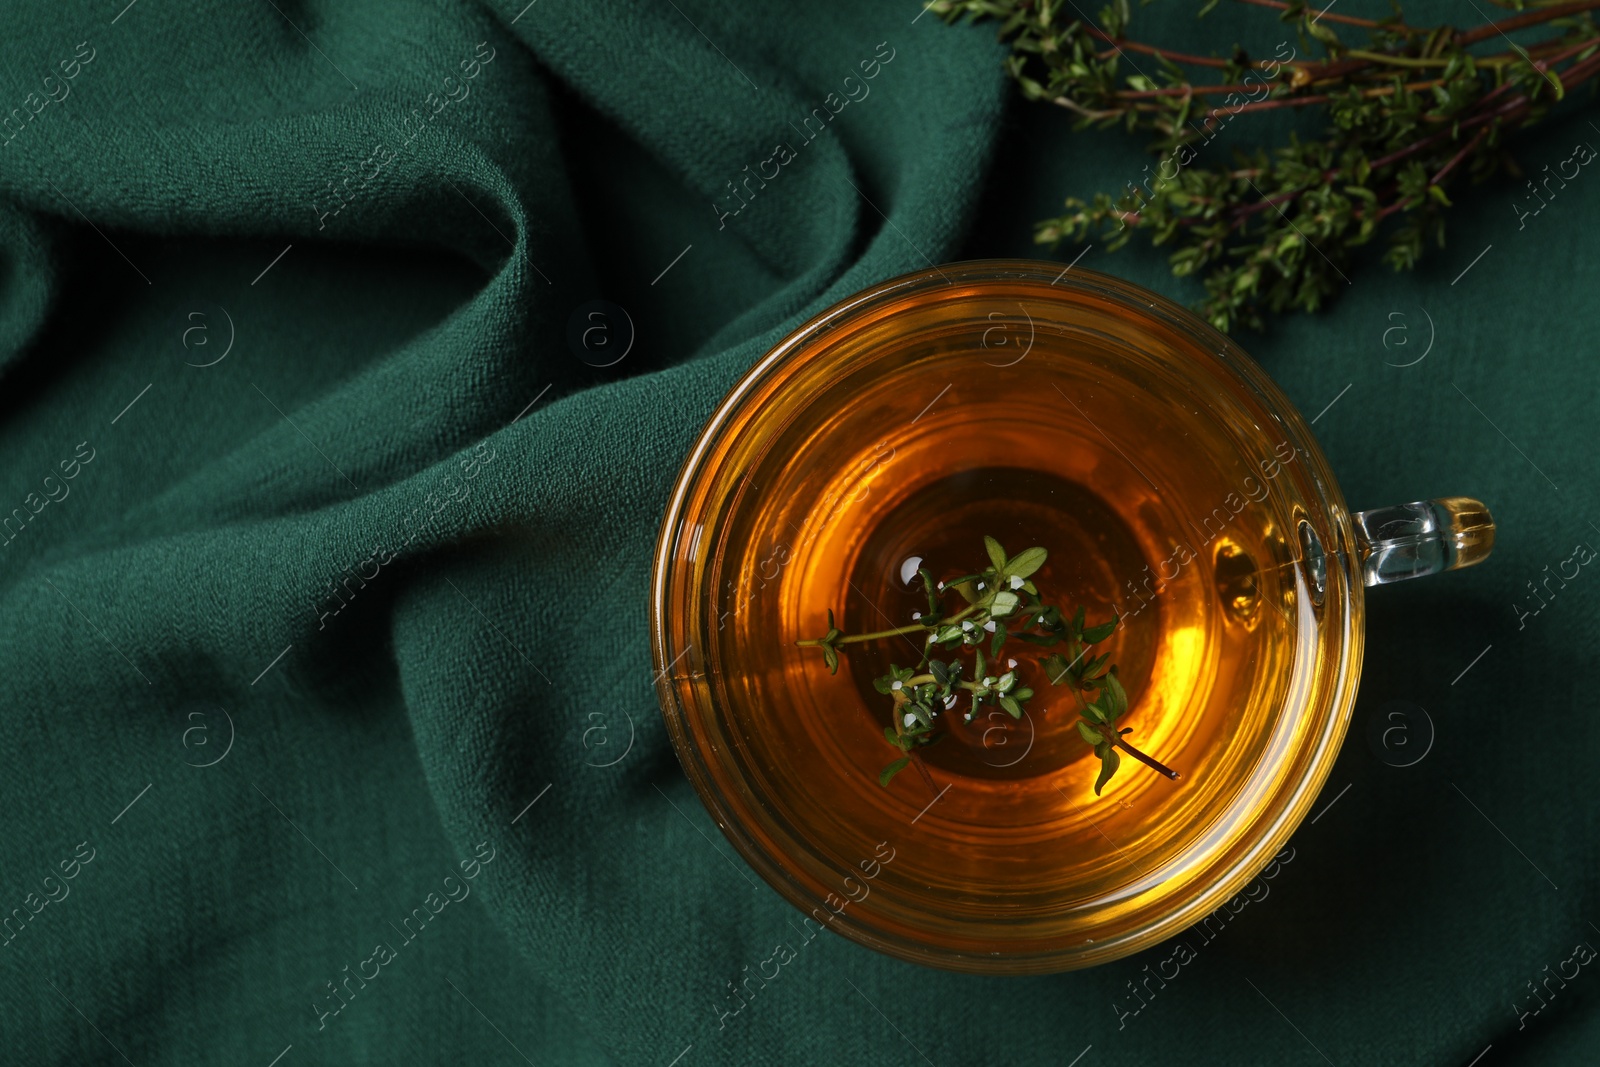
[1,0,1592,1064]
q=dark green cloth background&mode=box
[0,0,1593,1063]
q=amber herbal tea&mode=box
[655,263,1358,971]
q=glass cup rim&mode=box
[650,258,1364,973]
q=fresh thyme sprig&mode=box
[796,536,1180,793]
[933,0,1600,331]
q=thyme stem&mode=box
[794,603,980,647]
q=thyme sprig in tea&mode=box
[796,536,1180,793]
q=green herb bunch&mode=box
[796,536,1180,793]
[932,0,1600,331]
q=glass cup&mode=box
[649,260,1493,974]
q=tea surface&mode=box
[679,274,1343,961]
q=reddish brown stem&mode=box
[1231,0,1420,33]
[1082,25,1241,69]
[1120,82,1253,99]
[1376,197,1412,220]
[1557,45,1600,84]
[1095,48,1226,70]
[1232,189,1301,218]
[1113,735,1181,780]
[1458,0,1600,47]
[1432,124,1490,185]
[1368,124,1457,170]
[1519,34,1600,62]
[1196,78,1447,122]
[1209,92,1333,117]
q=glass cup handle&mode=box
[1352,497,1495,587]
